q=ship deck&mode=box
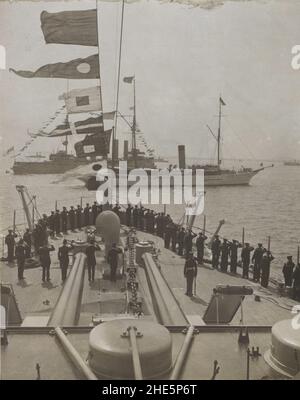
[1,226,298,380]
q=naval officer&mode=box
[184,252,197,297]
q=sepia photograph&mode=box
[0,0,299,385]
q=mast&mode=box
[114,0,125,141]
[217,97,222,168]
[217,96,226,168]
[132,76,137,168]
[64,134,68,154]
[95,0,104,125]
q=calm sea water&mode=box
[0,159,299,274]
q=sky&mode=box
[0,0,300,160]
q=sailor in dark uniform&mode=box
[220,239,230,272]
[260,251,274,288]
[292,263,300,301]
[112,203,121,218]
[32,224,42,252]
[76,205,83,230]
[184,253,197,297]
[23,228,32,258]
[149,210,156,233]
[211,235,221,269]
[164,222,172,249]
[170,223,178,252]
[282,256,295,287]
[38,219,48,246]
[196,232,207,264]
[91,202,98,225]
[69,206,75,231]
[38,243,55,282]
[85,239,100,283]
[252,243,265,282]
[184,230,196,257]
[161,214,169,236]
[15,239,26,280]
[145,209,151,232]
[84,203,91,226]
[48,211,55,238]
[132,206,139,228]
[229,239,242,274]
[97,203,103,216]
[156,213,162,237]
[107,243,123,282]
[125,204,133,226]
[61,207,68,234]
[54,210,61,236]
[58,239,74,283]
[138,206,145,231]
[241,243,254,279]
[5,229,17,262]
[177,227,185,256]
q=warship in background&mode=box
[154,155,169,163]
[12,137,93,175]
[284,160,300,166]
[25,152,46,159]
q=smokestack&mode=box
[112,139,119,162]
[178,145,186,169]
[123,140,128,160]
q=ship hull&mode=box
[203,170,261,186]
[12,159,91,175]
[284,162,300,166]
[80,168,262,190]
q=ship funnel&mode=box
[112,139,119,163]
[178,145,186,169]
[95,210,120,255]
[123,140,129,160]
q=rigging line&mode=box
[113,2,120,109]
[220,136,236,162]
[95,0,104,123]
[223,81,271,146]
[117,111,132,129]
[114,0,125,140]
[223,117,256,160]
